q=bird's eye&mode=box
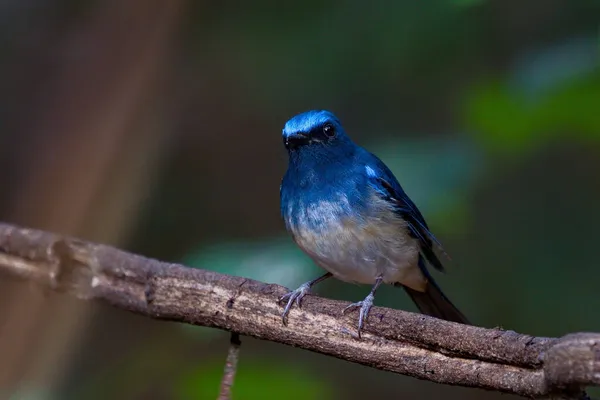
[322,123,335,137]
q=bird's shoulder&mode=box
[354,148,402,193]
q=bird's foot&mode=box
[278,282,312,325]
[342,293,375,338]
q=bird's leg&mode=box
[342,275,384,338]
[279,272,332,325]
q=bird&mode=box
[278,109,469,337]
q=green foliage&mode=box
[449,0,486,6]
[464,72,600,155]
[183,237,322,288]
[189,2,480,109]
[176,359,333,400]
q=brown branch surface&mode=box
[0,222,598,399]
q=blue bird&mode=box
[279,110,469,337]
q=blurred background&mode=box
[0,0,599,399]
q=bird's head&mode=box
[282,110,352,155]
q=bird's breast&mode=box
[283,189,422,287]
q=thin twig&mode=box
[218,333,241,400]
[0,222,597,399]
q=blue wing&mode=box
[364,153,448,272]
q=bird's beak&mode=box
[284,132,311,149]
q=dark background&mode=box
[0,0,599,399]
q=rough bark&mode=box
[0,222,597,399]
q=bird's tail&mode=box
[401,279,470,325]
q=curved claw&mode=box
[279,282,311,325]
[342,294,375,338]
[342,301,363,314]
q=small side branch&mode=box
[0,222,597,399]
[218,333,241,400]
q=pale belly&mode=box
[287,194,426,291]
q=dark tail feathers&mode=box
[401,281,469,325]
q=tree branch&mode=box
[0,222,597,399]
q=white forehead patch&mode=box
[365,165,377,177]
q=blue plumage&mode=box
[279,110,469,336]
